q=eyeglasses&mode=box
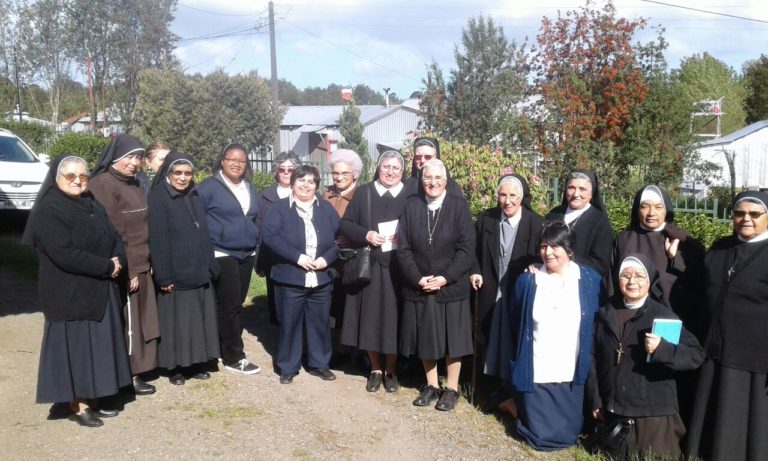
[414,154,434,161]
[422,176,445,184]
[331,171,352,177]
[499,193,521,202]
[171,171,193,178]
[732,210,766,220]
[277,166,295,174]
[379,165,402,173]
[59,173,90,183]
[619,272,648,282]
[224,158,246,165]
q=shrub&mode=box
[49,133,110,168]
[674,212,732,249]
[252,171,275,192]
[0,121,54,154]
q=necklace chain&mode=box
[427,207,442,245]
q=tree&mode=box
[675,52,746,137]
[420,16,529,146]
[338,98,371,181]
[743,55,768,124]
[135,67,284,172]
[530,0,652,185]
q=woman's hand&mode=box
[366,230,385,247]
[525,264,540,273]
[422,276,447,292]
[665,238,680,259]
[161,284,174,293]
[129,276,139,293]
[592,408,605,421]
[470,274,483,290]
[297,254,315,271]
[312,257,327,270]
[110,257,121,278]
[645,332,661,354]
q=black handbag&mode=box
[339,187,372,287]
[581,416,635,461]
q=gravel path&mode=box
[0,265,578,461]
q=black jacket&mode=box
[397,193,475,302]
[547,204,613,278]
[471,206,544,344]
[31,189,126,322]
[587,297,704,417]
[148,182,218,290]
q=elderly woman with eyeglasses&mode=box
[148,152,220,385]
[488,221,602,450]
[257,151,302,325]
[687,191,768,461]
[398,159,475,411]
[588,254,704,459]
[339,151,409,393]
[197,143,261,375]
[25,156,131,427]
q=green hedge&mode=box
[49,133,110,168]
[0,120,54,154]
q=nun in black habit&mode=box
[687,191,768,461]
[403,137,462,197]
[147,152,221,385]
[546,169,613,279]
[339,150,409,393]
[24,155,132,427]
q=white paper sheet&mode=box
[378,219,399,252]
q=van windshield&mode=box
[0,136,37,163]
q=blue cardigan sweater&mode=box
[485,264,603,393]
[262,197,340,287]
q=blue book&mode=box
[647,318,683,362]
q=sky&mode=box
[171,0,768,102]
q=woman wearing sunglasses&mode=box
[148,152,220,385]
[687,191,768,461]
[197,144,261,376]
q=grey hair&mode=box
[327,149,363,179]
[272,151,301,180]
[569,171,593,185]
[735,197,768,213]
[497,176,523,196]
[421,158,446,180]
[377,150,405,171]
[58,156,87,172]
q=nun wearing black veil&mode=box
[147,152,220,385]
[687,191,768,461]
[24,155,131,427]
[88,134,159,395]
[546,169,613,279]
[403,137,462,198]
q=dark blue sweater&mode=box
[196,174,259,261]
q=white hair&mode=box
[421,158,446,180]
[327,149,363,179]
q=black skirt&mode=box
[399,295,473,360]
[157,284,220,369]
[341,260,400,354]
[36,285,132,403]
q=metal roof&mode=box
[281,104,417,128]
[695,120,768,147]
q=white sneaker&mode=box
[224,358,261,375]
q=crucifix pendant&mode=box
[428,236,433,245]
[615,344,624,365]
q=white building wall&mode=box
[697,127,768,188]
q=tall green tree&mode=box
[675,52,746,137]
[421,15,528,146]
[743,55,768,124]
[338,99,371,181]
[135,67,284,172]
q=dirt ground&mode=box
[0,261,580,461]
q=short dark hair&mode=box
[290,164,320,187]
[538,221,576,256]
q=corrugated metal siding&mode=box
[363,109,420,161]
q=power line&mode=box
[639,0,768,25]
[177,2,265,17]
[280,19,421,83]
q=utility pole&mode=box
[13,44,22,122]
[269,1,281,154]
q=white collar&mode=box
[219,170,246,189]
[426,190,447,211]
[624,294,648,309]
[289,194,318,209]
[564,203,591,224]
[374,180,403,197]
[640,222,666,232]
[500,209,523,227]
[738,231,768,243]
[535,260,580,284]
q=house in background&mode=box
[689,120,768,195]
[61,110,123,136]
[278,99,421,174]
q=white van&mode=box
[0,128,50,211]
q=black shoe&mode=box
[68,408,103,427]
[435,388,460,411]
[309,368,336,381]
[384,374,399,393]
[366,371,382,392]
[169,373,185,386]
[413,385,440,407]
[191,371,210,380]
[280,373,297,384]
[47,402,72,420]
[133,376,156,395]
[94,408,119,418]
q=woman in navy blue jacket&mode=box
[196,143,261,375]
[262,165,340,384]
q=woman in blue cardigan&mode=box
[262,165,340,384]
[486,221,602,450]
